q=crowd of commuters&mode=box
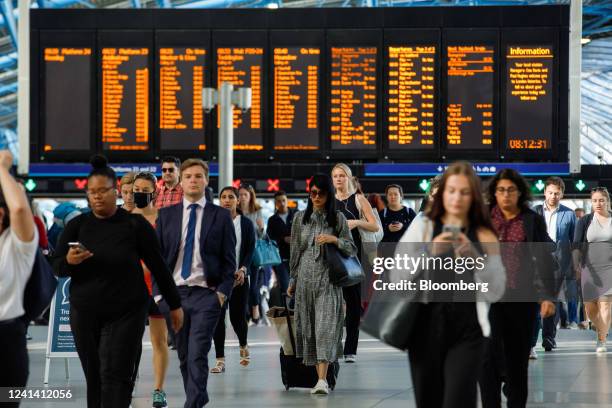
[3,150,612,408]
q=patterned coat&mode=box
[289,209,356,365]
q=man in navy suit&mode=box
[534,177,577,353]
[155,158,236,408]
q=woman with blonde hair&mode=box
[120,172,136,212]
[331,163,380,363]
[574,186,612,353]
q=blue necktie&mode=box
[181,203,199,280]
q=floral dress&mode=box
[289,210,356,365]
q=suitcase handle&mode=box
[282,296,297,354]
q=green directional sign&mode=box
[419,179,430,192]
[575,180,586,192]
[534,179,545,192]
[24,179,37,192]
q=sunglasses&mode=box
[161,168,175,173]
[310,189,327,198]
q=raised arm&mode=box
[0,151,34,242]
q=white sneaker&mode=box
[344,354,356,363]
[529,348,538,360]
[596,340,607,353]
[311,379,329,395]
[569,322,579,330]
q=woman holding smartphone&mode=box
[52,156,183,408]
[399,161,505,408]
[380,184,416,243]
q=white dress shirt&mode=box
[234,215,242,267]
[543,204,559,242]
[173,196,209,288]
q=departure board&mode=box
[506,45,553,150]
[273,47,320,151]
[330,47,377,150]
[387,46,436,149]
[101,47,150,151]
[43,47,92,152]
[446,45,495,150]
[216,47,263,151]
[159,47,206,151]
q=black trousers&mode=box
[479,303,538,408]
[342,283,362,356]
[70,302,148,408]
[408,303,484,408]
[542,302,560,345]
[0,318,28,408]
[213,280,249,358]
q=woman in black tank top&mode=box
[401,162,502,408]
[331,163,380,362]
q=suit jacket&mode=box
[522,208,561,300]
[155,201,237,298]
[238,214,256,270]
[267,208,296,261]
[534,203,576,276]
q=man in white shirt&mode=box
[155,158,236,408]
[534,177,577,351]
[0,150,38,394]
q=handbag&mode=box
[360,217,430,350]
[23,248,58,322]
[253,236,282,268]
[324,244,364,287]
[358,209,384,244]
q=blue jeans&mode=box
[274,261,290,295]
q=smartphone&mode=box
[442,225,461,241]
[68,242,88,252]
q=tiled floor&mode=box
[21,324,611,407]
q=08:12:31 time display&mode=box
[508,139,549,149]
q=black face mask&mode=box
[133,192,154,208]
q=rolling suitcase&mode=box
[279,299,339,390]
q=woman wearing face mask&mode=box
[399,161,505,408]
[573,187,612,353]
[52,156,183,408]
[210,187,256,373]
[131,172,171,408]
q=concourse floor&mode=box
[22,324,612,408]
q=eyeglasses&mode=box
[161,168,175,173]
[310,189,327,198]
[87,186,115,197]
[495,187,519,195]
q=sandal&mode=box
[240,346,250,367]
[210,359,225,374]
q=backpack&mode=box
[22,248,58,322]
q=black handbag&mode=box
[360,219,431,350]
[324,244,364,287]
[361,291,422,351]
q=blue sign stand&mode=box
[44,277,78,384]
